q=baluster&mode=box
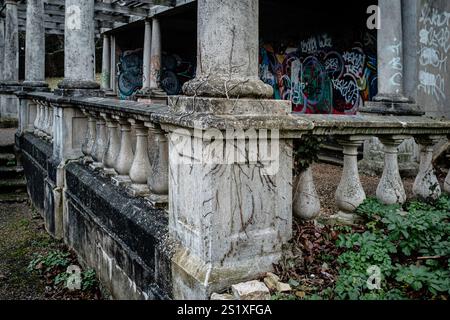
[127,119,151,197]
[413,136,442,201]
[111,116,134,186]
[146,123,169,206]
[38,102,48,138]
[293,166,320,220]
[90,113,108,170]
[333,136,366,224]
[102,113,120,176]
[376,135,407,205]
[81,110,96,163]
[33,100,41,135]
[44,103,53,141]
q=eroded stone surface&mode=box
[231,281,270,300]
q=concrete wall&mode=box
[414,0,450,118]
[18,132,173,300]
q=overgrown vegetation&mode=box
[274,195,450,300]
[27,249,102,299]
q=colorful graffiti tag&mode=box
[259,33,378,114]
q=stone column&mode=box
[110,35,117,93]
[23,0,47,88]
[413,136,442,201]
[0,19,5,79]
[141,20,152,92]
[183,0,272,99]
[57,0,100,93]
[376,136,408,205]
[149,18,164,94]
[3,0,19,84]
[167,0,292,299]
[101,34,111,90]
[334,137,367,224]
[361,0,422,115]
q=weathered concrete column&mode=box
[149,18,163,94]
[183,0,272,98]
[167,0,291,299]
[57,0,100,93]
[0,19,5,79]
[333,137,367,224]
[110,35,117,93]
[23,0,47,88]
[3,0,19,83]
[141,20,152,92]
[377,136,408,205]
[101,34,111,90]
[361,0,422,115]
[413,136,442,201]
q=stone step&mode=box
[0,192,29,204]
[0,153,16,166]
[0,119,18,129]
[0,178,27,194]
[0,165,24,180]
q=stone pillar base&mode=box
[166,96,293,299]
[145,193,168,207]
[360,100,424,116]
[127,184,150,197]
[89,162,104,171]
[101,168,117,178]
[326,212,364,226]
[172,248,282,300]
[111,175,132,187]
[54,87,104,98]
[136,89,168,105]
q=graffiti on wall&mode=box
[118,49,143,99]
[418,3,449,102]
[259,33,378,114]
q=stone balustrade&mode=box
[14,90,450,299]
[289,115,450,223]
[31,98,54,142]
[17,91,450,217]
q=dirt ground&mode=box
[0,202,49,299]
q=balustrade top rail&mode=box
[18,90,450,137]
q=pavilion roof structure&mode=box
[0,0,176,36]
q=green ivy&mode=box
[331,195,450,300]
